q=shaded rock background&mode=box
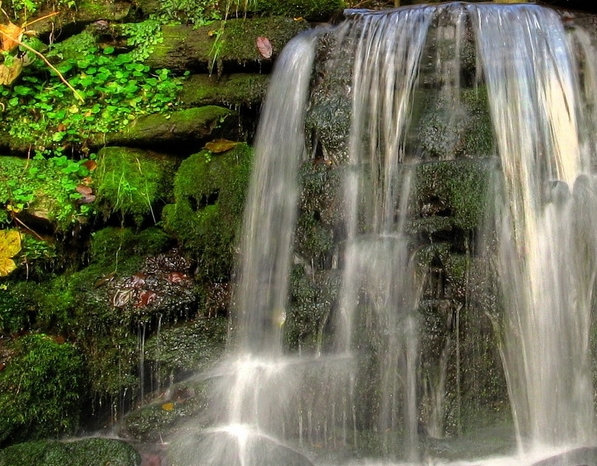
[1,0,597,464]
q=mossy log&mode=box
[144,17,310,72]
[105,106,238,151]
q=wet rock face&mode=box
[294,13,508,438]
[103,249,195,322]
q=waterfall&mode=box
[176,3,597,465]
[469,3,597,450]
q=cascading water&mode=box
[172,3,597,465]
[470,4,597,451]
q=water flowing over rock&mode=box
[171,3,597,465]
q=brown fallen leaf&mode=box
[256,36,272,59]
[82,159,97,171]
[0,22,23,52]
[204,139,240,154]
[76,184,93,196]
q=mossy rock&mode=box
[163,143,253,282]
[145,17,310,72]
[409,87,494,160]
[295,161,345,267]
[3,227,175,397]
[120,379,213,442]
[145,316,228,377]
[410,159,492,240]
[168,429,315,466]
[0,334,86,447]
[246,0,346,21]
[105,107,237,151]
[94,147,177,224]
[179,74,269,108]
[0,438,141,466]
[287,267,341,352]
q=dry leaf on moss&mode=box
[204,139,240,153]
[0,229,21,276]
[0,22,23,52]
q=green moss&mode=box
[0,334,86,447]
[0,227,175,398]
[90,226,171,267]
[247,0,346,20]
[409,87,494,160]
[0,438,141,466]
[412,159,491,235]
[107,107,236,148]
[95,147,177,224]
[145,317,228,376]
[163,143,252,282]
[179,74,269,107]
[295,161,344,267]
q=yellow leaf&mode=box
[204,139,239,154]
[161,402,175,412]
[0,257,17,277]
[0,230,21,258]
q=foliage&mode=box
[0,42,182,151]
[150,0,222,27]
[0,153,93,229]
[0,333,86,446]
[118,19,163,62]
[2,0,77,21]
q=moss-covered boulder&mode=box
[94,147,177,224]
[120,317,227,441]
[0,438,141,466]
[179,74,269,108]
[410,159,492,244]
[104,106,237,152]
[145,17,310,72]
[163,143,252,282]
[120,380,213,442]
[408,87,494,160]
[0,334,86,447]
